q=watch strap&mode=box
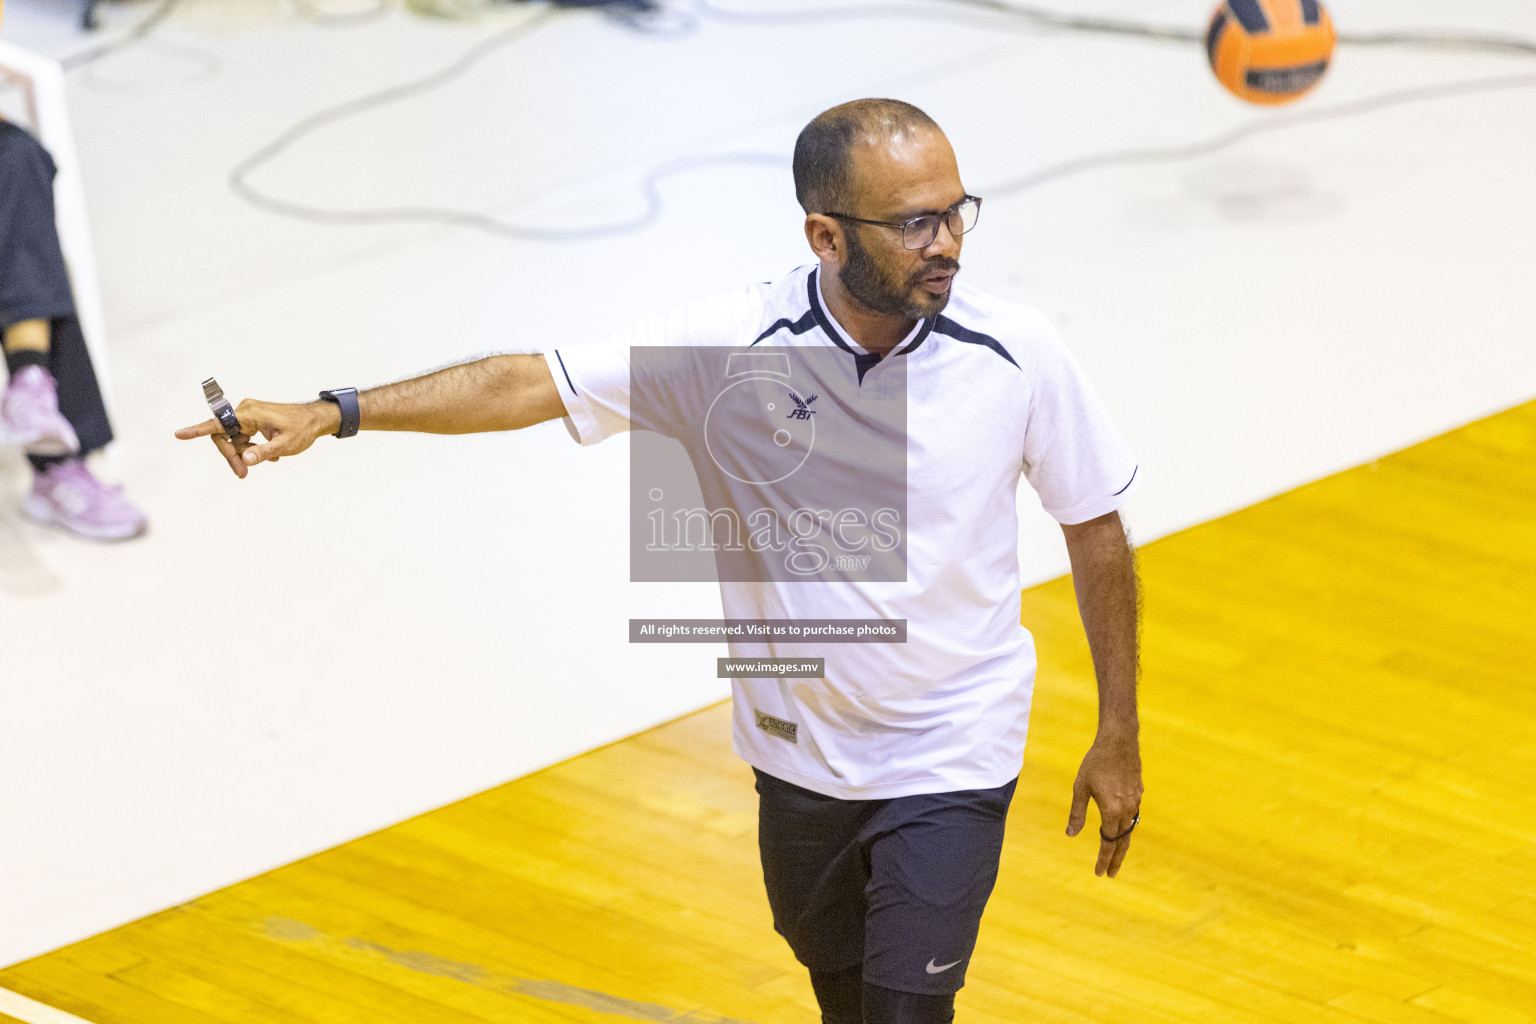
[319,388,360,439]
[212,400,241,442]
[202,377,242,441]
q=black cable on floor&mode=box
[702,0,1536,57]
[983,71,1536,199]
[229,7,773,242]
[222,0,1536,241]
[61,0,189,70]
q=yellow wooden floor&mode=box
[5,399,1535,1024]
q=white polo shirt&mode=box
[545,264,1137,799]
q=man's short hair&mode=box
[793,99,940,215]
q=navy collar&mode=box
[808,268,936,373]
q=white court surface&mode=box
[1,0,1533,968]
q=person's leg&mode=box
[753,769,876,1024]
[1,118,139,536]
[1,318,79,454]
[0,121,84,455]
[861,983,956,1024]
[33,315,112,454]
[859,777,1018,1023]
[807,964,864,1024]
[7,316,144,540]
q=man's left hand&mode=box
[1067,730,1143,878]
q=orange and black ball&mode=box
[1207,0,1337,105]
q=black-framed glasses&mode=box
[824,195,982,250]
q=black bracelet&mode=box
[1100,812,1140,843]
[318,388,360,439]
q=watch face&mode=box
[703,374,816,486]
[206,389,240,438]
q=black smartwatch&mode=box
[318,388,360,439]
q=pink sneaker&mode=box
[22,459,148,541]
[0,365,80,456]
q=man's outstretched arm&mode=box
[174,354,567,478]
[1060,508,1143,878]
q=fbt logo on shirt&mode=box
[628,347,909,584]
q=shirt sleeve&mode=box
[1019,320,1140,525]
[0,124,77,331]
[542,285,765,446]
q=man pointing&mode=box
[179,99,1143,1024]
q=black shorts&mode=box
[753,768,1017,995]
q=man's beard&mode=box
[839,228,959,320]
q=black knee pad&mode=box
[809,964,864,1024]
[862,982,956,1024]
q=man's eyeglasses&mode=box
[824,195,982,250]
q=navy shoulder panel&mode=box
[751,308,817,346]
[932,316,1021,370]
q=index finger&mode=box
[175,418,225,440]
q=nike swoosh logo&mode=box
[926,958,962,974]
